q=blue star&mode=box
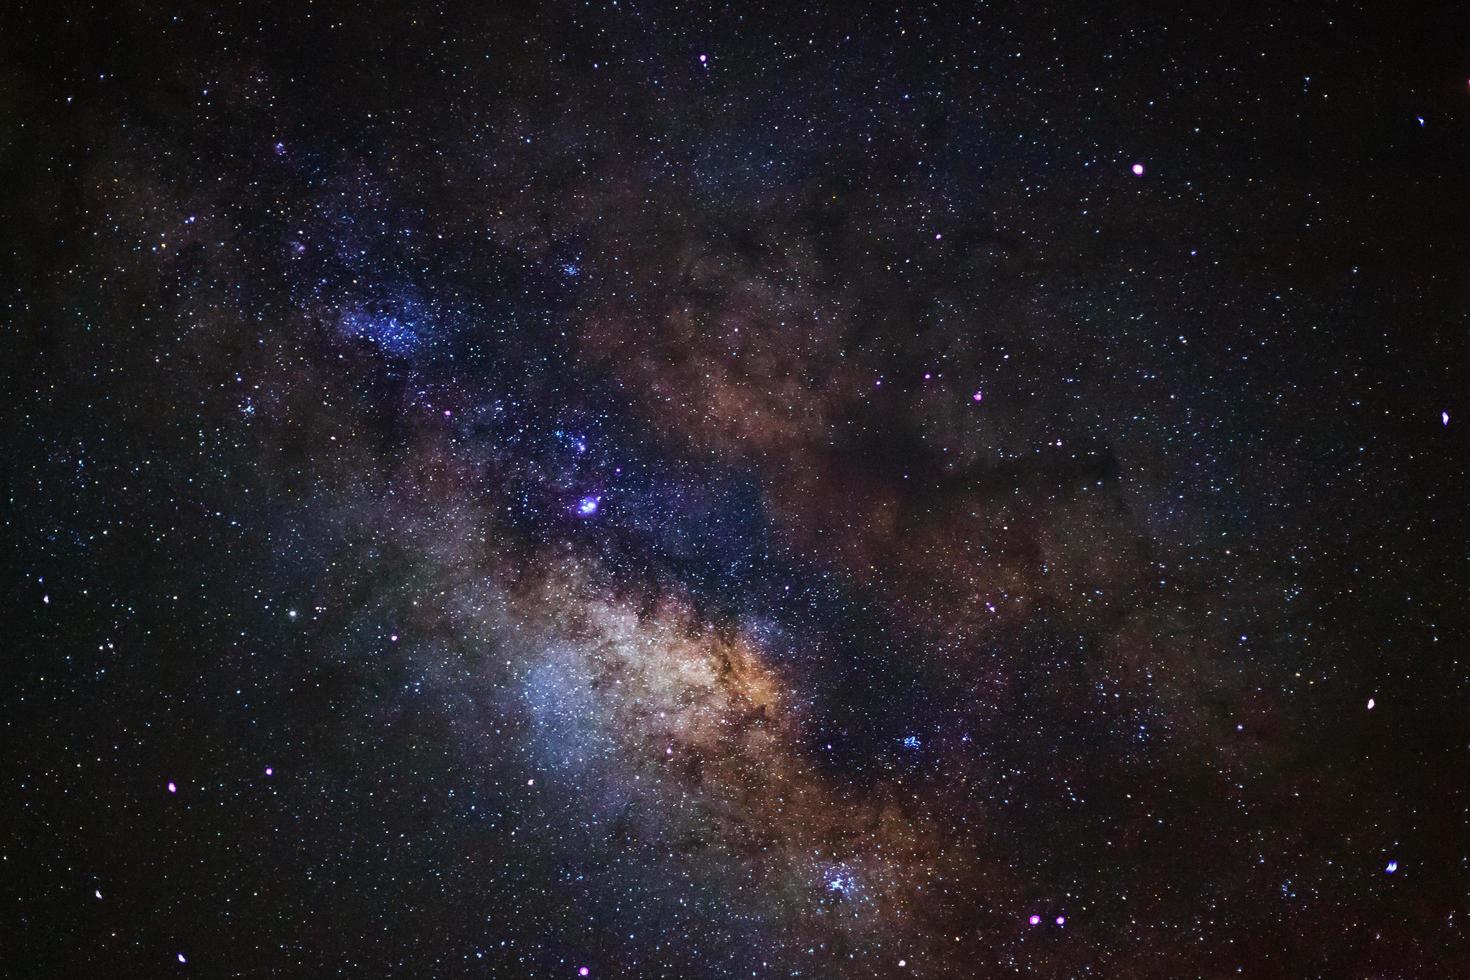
[824,869,857,896]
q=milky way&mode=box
[7,2,1469,977]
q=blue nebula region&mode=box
[338,293,434,355]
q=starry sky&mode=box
[5,2,1469,976]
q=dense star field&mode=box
[5,2,1469,976]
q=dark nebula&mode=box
[5,2,1469,977]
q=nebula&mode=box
[6,2,1466,977]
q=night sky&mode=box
[5,2,1470,976]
